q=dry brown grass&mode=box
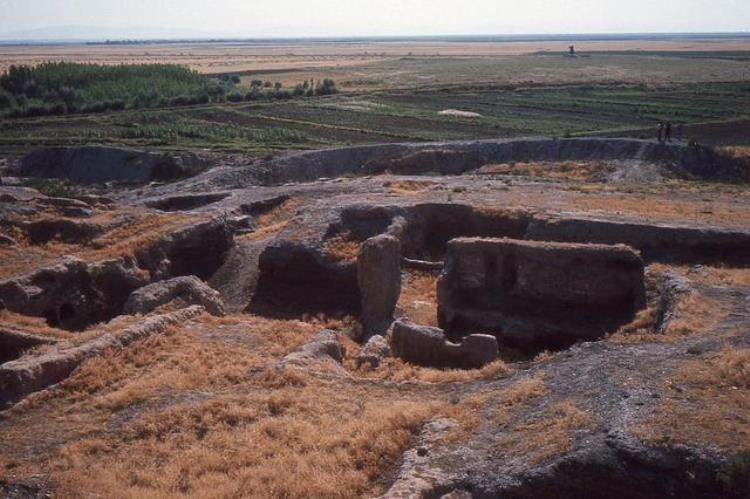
[81,212,206,261]
[663,292,728,337]
[496,376,547,408]
[255,198,301,228]
[478,160,616,180]
[721,146,750,160]
[612,288,728,344]
[0,310,73,340]
[237,198,304,243]
[398,269,439,326]
[692,349,750,389]
[496,400,594,464]
[384,180,439,195]
[0,311,498,498]
[242,220,288,241]
[492,375,548,426]
[322,231,362,263]
[0,246,70,280]
[51,385,442,498]
[680,265,750,288]
[346,330,512,383]
[571,192,750,227]
[633,349,750,451]
[0,211,207,280]
[610,304,661,343]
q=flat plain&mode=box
[1,36,750,159]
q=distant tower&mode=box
[568,45,576,56]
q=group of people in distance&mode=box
[656,121,684,143]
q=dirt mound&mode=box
[19,146,206,184]
[193,138,747,188]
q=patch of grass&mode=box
[496,400,594,464]
[478,160,617,180]
[0,310,73,340]
[255,198,301,228]
[0,311,498,497]
[384,179,439,194]
[322,231,362,263]
[634,348,750,451]
[398,269,439,326]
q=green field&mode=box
[1,56,749,158]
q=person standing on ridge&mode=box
[657,121,664,143]
[665,121,673,142]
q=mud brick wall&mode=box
[438,237,646,351]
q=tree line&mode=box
[0,62,338,118]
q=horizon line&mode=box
[2,31,750,45]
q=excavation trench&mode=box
[146,192,231,212]
[0,329,56,364]
[248,243,361,318]
[248,202,750,363]
[332,203,750,266]
[436,237,647,355]
[0,219,234,332]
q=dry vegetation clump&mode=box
[398,269,439,326]
[255,198,302,228]
[496,400,594,465]
[198,312,329,356]
[478,160,616,180]
[681,265,750,288]
[0,224,29,245]
[347,341,512,383]
[0,310,73,340]
[695,349,750,389]
[662,291,728,337]
[720,146,750,160]
[322,230,362,263]
[50,384,444,498]
[81,212,206,261]
[0,245,70,280]
[496,376,547,409]
[571,192,750,227]
[55,325,257,410]
[610,302,662,344]
[383,180,439,194]
[240,198,306,242]
[242,220,288,241]
[612,285,727,344]
[633,349,750,451]
[0,211,207,280]
[0,311,497,497]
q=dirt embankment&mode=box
[183,137,749,189]
[18,146,207,184]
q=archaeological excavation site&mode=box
[1,138,749,497]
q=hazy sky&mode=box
[1,0,749,37]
